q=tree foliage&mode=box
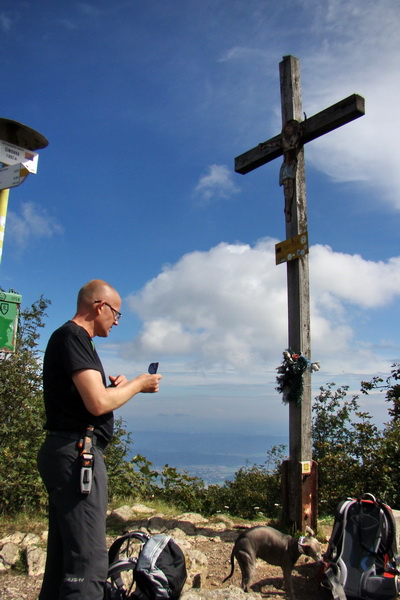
[105,420,160,499]
[360,364,400,507]
[0,295,50,512]
[313,365,400,514]
[214,445,286,519]
[2,292,400,520]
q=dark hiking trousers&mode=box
[37,434,108,600]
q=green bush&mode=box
[156,465,206,512]
[0,296,50,514]
[217,450,284,519]
[2,292,400,522]
[105,419,159,499]
[313,366,400,514]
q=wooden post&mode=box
[234,55,365,531]
[279,56,313,531]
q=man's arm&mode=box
[72,369,162,416]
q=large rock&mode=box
[21,533,42,548]
[182,587,260,600]
[0,508,219,585]
[105,509,208,538]
[183,548,209,590]
[106,504,147,527]
[168,528,192,542]
[0,542,20,569]
[26,546,46,577]
[174,520,198,536]
[130,503,157,514]
[177,513,209,525]
[0,530,48,574]
[147,515,171,533]
[0,532,26,546]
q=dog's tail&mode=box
[222,549,235,584]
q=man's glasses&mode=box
[94,300,122,322]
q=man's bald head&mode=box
[77,280,120,311]
[72,280,122,337]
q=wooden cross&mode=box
[235,55,364,531]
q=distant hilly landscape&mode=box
[130,430,288,485]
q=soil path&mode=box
[0,520,331,600]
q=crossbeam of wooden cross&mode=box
[235,93,365,175]
[235,55,365,531]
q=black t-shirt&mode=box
[42,320,114,443]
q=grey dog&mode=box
[223,525,322,600]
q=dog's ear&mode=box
[305,526,315,537]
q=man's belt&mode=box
[46,429,108,451]
[47,427,107,495]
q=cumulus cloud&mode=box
[296,0,400,209]
[194,164,240,202]
[122,239,400,375]
[219,0,400,210]
[124,239,287,369]
[311,245,400,308]
[7,201,63,250]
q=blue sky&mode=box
[1,0,399,441]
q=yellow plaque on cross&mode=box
[301,461,311,474]
[275,231,309,265]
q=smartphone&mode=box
[148,362,159,374]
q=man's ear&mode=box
[93,300,104,316]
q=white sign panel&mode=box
[0,164,29,191]
[0,140,39,173]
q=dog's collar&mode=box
[298,535,306,551]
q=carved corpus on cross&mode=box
[235,55,365,531]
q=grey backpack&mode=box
[322,494,400,600]
[105,531,187,600]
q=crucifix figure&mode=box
[235,55,365,531]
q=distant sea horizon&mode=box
[129,430,288,486]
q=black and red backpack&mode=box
[321,493,400,600]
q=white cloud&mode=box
[7,201,63,250]
[194,164,240,202]
[217,0,400,211]
[122,239,400,376]
[297,0,400,209]
[311,245,400,309]
[124,239,287,369]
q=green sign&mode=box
[0,291,22,353]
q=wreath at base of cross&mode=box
[276,350,320,405]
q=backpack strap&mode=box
[108,531,150,566]
[135,535,172,599]
[324,564,347,600]
[362,493,377,502]
[136,534,171,571]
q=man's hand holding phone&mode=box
[142,362,161,393]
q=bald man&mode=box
[37,280,161,600]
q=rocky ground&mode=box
[0,506,331,600]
